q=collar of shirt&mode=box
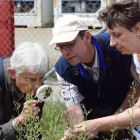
[82,47,99,71]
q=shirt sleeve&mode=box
[0,118,17,140]
[133,54,140,74]
[56,72,84,107]
[131,60,140,85]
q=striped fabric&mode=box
[130,61,140,85]
[132,127,140,140]
[131,59,140,140]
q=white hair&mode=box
[10,42,49,76]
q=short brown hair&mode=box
[78,30,87,38]
[98,0,140,31]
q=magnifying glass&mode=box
[36,85,52,103]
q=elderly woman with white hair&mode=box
[0,42,49,140]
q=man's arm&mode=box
[67,103,84,127]
[0,119,17,140]
[56,72,84,126]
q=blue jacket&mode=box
[55,32,133,119]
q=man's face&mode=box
[10,69,44,94]
[107,25,140,54]
[56,32,92,66]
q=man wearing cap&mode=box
[49,15,138,139]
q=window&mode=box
[62,0,101,13]
[14,0,34,13]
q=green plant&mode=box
[40,99,67,140]
[127,81,138,139]
[13,81,44,140]
[13,81,139,140]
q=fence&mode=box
[0,0,14,57]
[1,0,105,76]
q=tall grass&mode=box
[15,81,138,140]
[40,100,67,140]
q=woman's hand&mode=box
[16,100,40,127]
[61,120,100,140]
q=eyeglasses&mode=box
[55,36,80,51]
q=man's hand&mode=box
[16,100,40,127]
[61,120,99,140]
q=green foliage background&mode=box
[40,100,67,140]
